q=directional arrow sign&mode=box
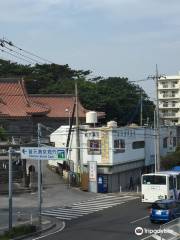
[20,147,66,161]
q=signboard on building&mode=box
[101,130,109,164]
[88,161,97,193]
[88,161,97,182]
[20,147,66,161]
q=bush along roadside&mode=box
[0,224,37,240]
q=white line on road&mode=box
[130,215,149,224]
[142,234,165,240]
[32,221,66,240]
[73,196,138,205]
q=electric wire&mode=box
[0,48,33,64]
[3,38,53,64]
[3,45,43,65]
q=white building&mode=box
[50,124,177,192]
[158,74,180,125]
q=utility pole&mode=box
[37,123,42,227]
[154,110,157,173]
[8,147,13,231]
[155,65,160,172]
[148,65,164,172]
[140,89,143,126]
[75,78,81,174]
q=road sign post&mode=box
[20,146,66,227]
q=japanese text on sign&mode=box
[20,147,66,161]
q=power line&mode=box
[2,38,54,64]
[3,45,43,65]
[0,48,32,64]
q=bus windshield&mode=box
[143,175,166,185]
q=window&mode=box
[163,137,168,148]
[87,140,101,155]
[163,92,168,97]
[173,137,176,147]
[114,139,125,153]
[152,203,169,210]
[132,141,145,149]
[177,175,180,190]
[172,91,176,97]
[162,84,168,88]
[169,176,174,190]
[172,101,177,107]
[171,81,177,88]
[163,102,168,107]
[143,175,166,185]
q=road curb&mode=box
[0,217,59,240]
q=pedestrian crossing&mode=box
[42,194,139,221]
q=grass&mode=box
[0,224,37,240]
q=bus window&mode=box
[174,178,177,189]
[177,175,180,190]
[169,176,174,190]
[143,175,166,185]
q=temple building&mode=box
[0,78,104,144]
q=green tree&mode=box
[0,59,154,125]
[161,148,180,170]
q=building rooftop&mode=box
[0,78,105,118]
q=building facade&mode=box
[158,74,180,125]
[50,124,177,192]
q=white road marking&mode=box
[72,197,136,206]
[73,196,138,205]
[31,221,66,240]
[130,215,149,224]
[169,229,179,237]
[42,194,136,221]
[151,234,165,240]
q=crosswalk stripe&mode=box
[72,196,138,206]
[41,194,136,221]
[73,198,123,204]
[73,195,135,204]
[55,208,97,213]
[72,198,132,207]
[41,212,76,220]
[42,210,84,217]
[72,202,125,210]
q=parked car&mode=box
[149,199,180,223]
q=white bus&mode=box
[141,171,180,203]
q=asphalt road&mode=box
[37,199,162,240]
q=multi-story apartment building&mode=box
[158,74,180,125]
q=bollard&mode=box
[137,186,139,193]
[120,186,122,193]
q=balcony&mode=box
[159,102,179,109]
[158,93,179,99]
[160,112,179,118]
[158,84,179,90]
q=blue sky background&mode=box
[1,0,180,99]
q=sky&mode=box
[1,0,180,99]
